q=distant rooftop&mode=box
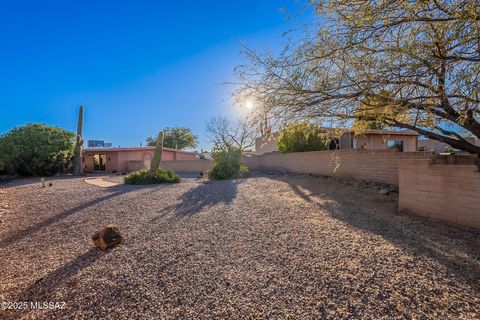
[349,129,419,136]
[259,128,420,138]
[83,146,197,154]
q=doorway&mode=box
[93,154,107,172]
[328,138,340,150]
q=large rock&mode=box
[92,225,123,250]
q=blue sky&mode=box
[0,1,311,150]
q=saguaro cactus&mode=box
[73,105,84,175]
[150,131,164,171]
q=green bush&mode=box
[0,159,5,174]
[0,123,75,176]
[209,148,242,180]
[239,164,249,176]
[277,123,329,153]
[124,168,180,185]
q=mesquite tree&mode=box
[236,0,480,155]
[206,116,256,152]
[146,127,198,149]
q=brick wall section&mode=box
[160,160,213,173]
[243,150,431,185]
[399,158,480,229]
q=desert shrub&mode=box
[0,159,6,174]
[124,168,180,185]
[209,147,242,180]
[277,123,329,153]
[0,123,75,176]
[239,164,249,176]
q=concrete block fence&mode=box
[242,150,479,229]
[156,150,479,229]
[242,150,431,185]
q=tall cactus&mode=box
[73,105,84,175]
[150,131,164,171]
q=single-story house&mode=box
[255,129,419,155]
[339,129,419,152]
[418,137,480,153]
[82,147,197,173]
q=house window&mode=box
[387,140,403,152]
[352,138,357,149]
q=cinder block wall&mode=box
[243,150,430,185]
[160,160,213,173]
[244,151,479,228]
[399,158,480,228]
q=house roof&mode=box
[83,146,197,154]
[350,129,419,136]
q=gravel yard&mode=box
[0,173,479,319]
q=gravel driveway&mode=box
[0,174,479,319]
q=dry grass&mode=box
[0,173,479,319]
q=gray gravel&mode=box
[0,174,479,319]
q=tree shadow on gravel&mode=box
[0,185,139,249]
[16,248,110,303]
[159,179,242,218]
[0,176,80,190]
[265,174,480,289]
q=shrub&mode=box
[124,168,180,185]
[239,164,249,176]
[277,123,329,153]
[0,159,5,174]
[209,148,242,180]
[0,123,75,176]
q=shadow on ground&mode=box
[152,179,241,220]
[0,184,141,249]
[264,174,480,290]
[16,248,109,302]
[0,176,80,190]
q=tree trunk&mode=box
[393,121,480,156]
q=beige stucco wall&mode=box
[83,149,196,173]
[353,134,417,152]
[256,132,418,154]
[255,134,280,155]
[399,157,480,229]
[83,154,94,173]
[105,152,118,173]
[116,150,156,171]
[175,152,197,160]
[160,160,213,173]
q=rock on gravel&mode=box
[0,174,479,319]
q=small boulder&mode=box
[92,225,123,251]
[379,188,390,195]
